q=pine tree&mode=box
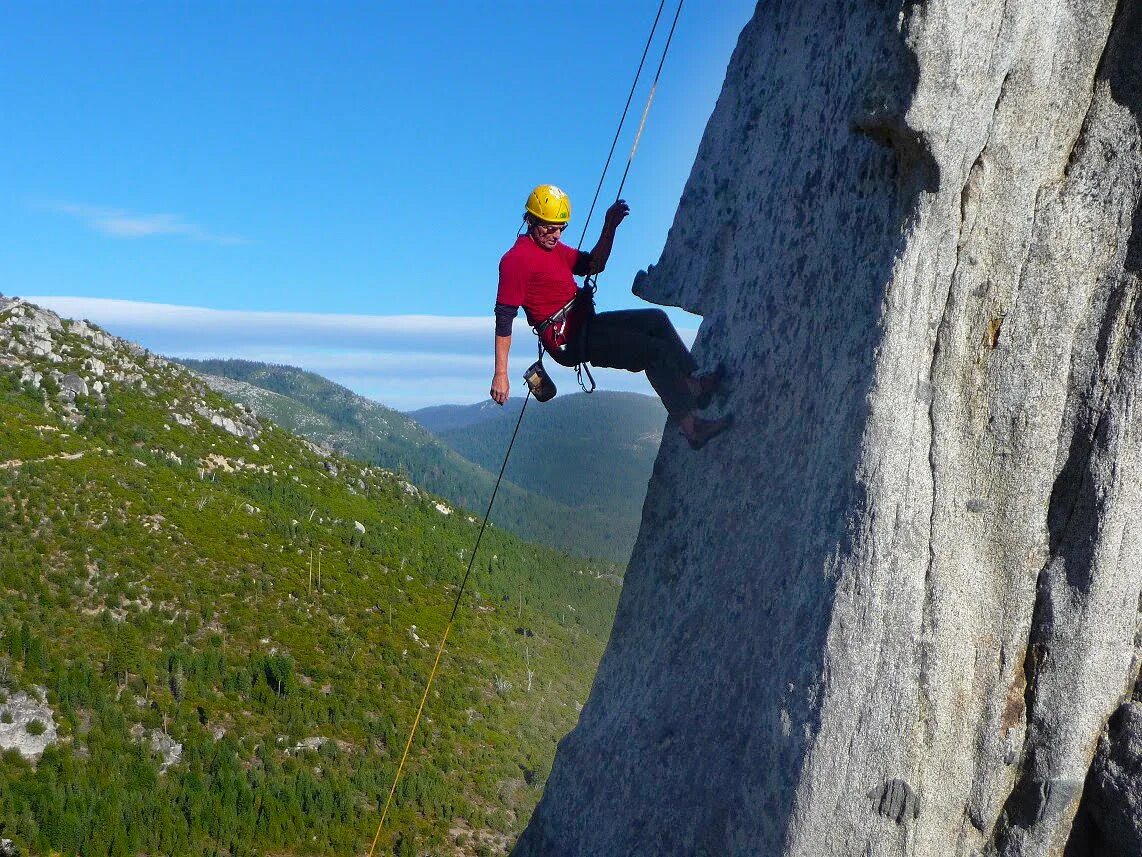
[170,662,185,703]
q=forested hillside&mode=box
[428,393,665,530]
[405,401,508,435]
[0,296,620,856]
[180,359,635,563]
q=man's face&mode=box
[529,219,567,250]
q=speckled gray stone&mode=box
[513,2,1142,856]
[1071,701,1142,856]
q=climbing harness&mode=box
[532,289,595,394]
[533,291,586,355]
[369,2,684,849]
[528,284,596,395]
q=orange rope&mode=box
[368,622,453,855]
[367,394,530,855]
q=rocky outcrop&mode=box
[0,689,58,760]
[0,294,261,438]
[514,2,1142,856]
[129,724,183,771]
[191,401,259,439]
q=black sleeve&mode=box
[494,302,519,337]
[572,250,593,276]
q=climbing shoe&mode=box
[694,363,726,410]
[684,413,734,451]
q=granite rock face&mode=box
[513,2,1142,856]
[1071,700,1142,854]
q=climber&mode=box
[490,184,732,450]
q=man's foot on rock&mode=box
[683,413,733,451]
[694,363,727,410]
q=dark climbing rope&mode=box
[576,0,684,396]
[575,0,669,252]
[582,0,685,300]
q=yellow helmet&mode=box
[524,184,571,224]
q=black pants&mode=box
[554,308,697,416]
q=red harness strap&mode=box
[534,288,593,357]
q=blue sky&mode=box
[3,2,756,409]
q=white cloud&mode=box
[22,296,697,410]
[28,297,488,353]
[41,202,247,245]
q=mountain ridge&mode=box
[425,393,665,526]
[181,358,660,563]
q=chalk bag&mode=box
[523,359,557,402]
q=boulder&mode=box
[150,730,183,771]
[59,373,89,398]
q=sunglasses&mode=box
[532,221,568,235]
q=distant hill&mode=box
[409,399,515,434]
[179,359,640,563]
[0,295,621,856]
[418,392,666,528]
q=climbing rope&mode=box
[574,0,669,253]
[613,0,684,203]
[580,0,684,262]
[368,393,532,857]
[369,3,686,849]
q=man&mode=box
[490,184,732,450]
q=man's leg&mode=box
[583,309,698,416]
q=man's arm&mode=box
[491,333,511,404]
[586,199,631,274]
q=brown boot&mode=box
[682,413,733,450]
[693,363,726,410]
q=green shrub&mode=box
[25,719,45,736]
